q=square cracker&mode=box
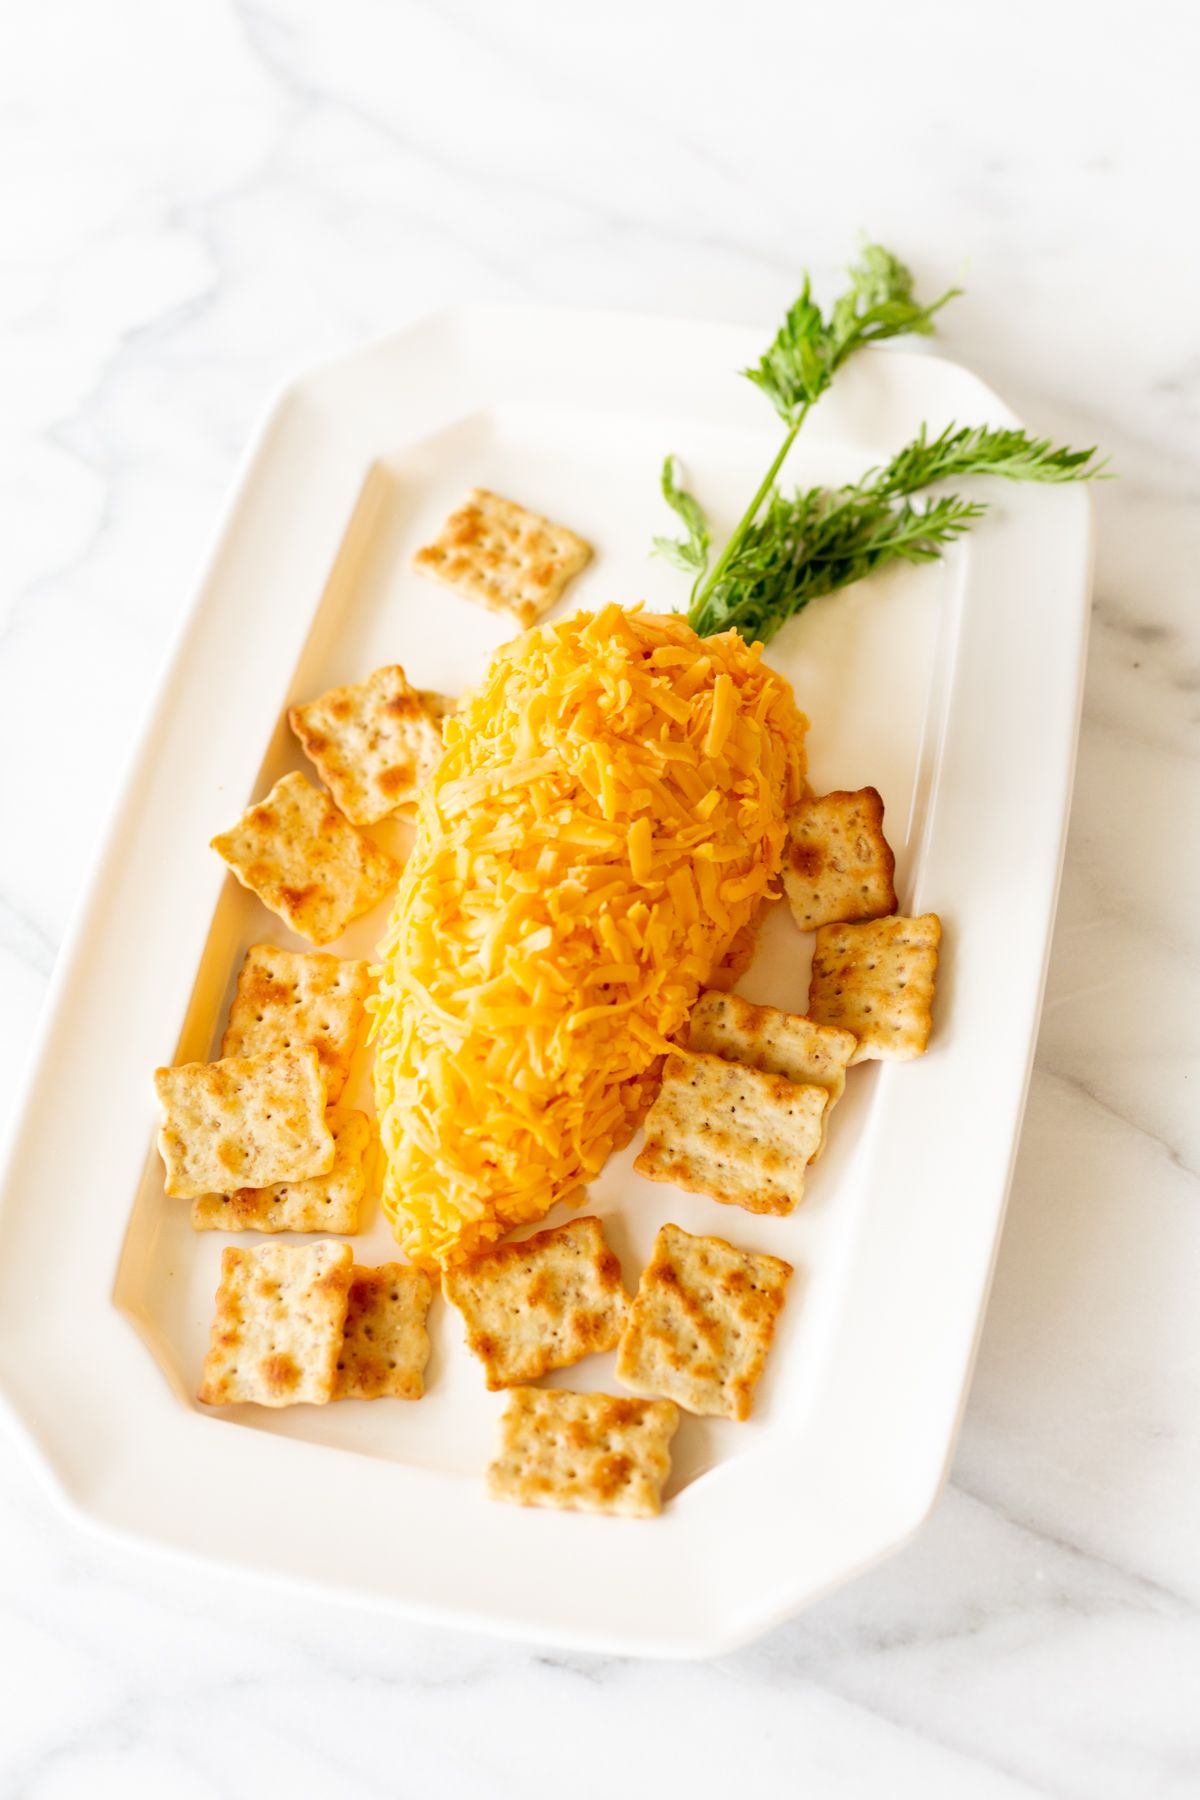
[783,787,897,931]
[334,1262,434,1400]
[154,1046,334,1200]
[210,770,400,947]
[220,944,371,1105]
[687,989,857,1157]
[487,1388,679,1519]
[198,1240,353,1407]
[413,488,592,629]
[617,1223,793,1422]
[289,665,451,826]
[808,912,941,1064]
[442,1216,629,1390]
[634,1051,827,1216]
[190,1109,371,1234]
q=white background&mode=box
[2,3,1198,1795]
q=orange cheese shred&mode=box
[370,605,808,1268]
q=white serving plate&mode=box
[0,308,1092,1657]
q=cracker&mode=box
[154,1047,334,1200]
[190,1109,371,1233]
[634,1051,827,1215]
[808,912,941,1064]
[289,666,451,826]
[413,488,592,629]
[616,1223,792,1421]
[197,1240,353,1407]
[783,787,897,931]
[442,1216,628,1390]
[486,1388,678,1519]
[210,770,400,946]
[334,1262,434,1400]
[688,990,857,1155]
[220,944,371,1104]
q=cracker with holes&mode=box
[289,665,452,826]
[210,770,400,946]
[617,1223,792,1422]
[198,1240,353,1407]
[154,1047,333,1200]
[442,1216,628,1389]
[220,944,371,1105]
[190,1109,371,1233]
[634,1051,827,1215]
[334,1263,434,1400]
[783,786,897,931]
[487,1388,679,1519]
[808,912,941,1063]
[688,990,857,1156]
[413,488,592,629]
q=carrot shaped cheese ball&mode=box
[371,605,809,1269]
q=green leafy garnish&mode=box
[658,245,1107,644]
[744,244,959,425]
[869,422,1106,495]
[689,425,1107,641]
[688,486,985,641]
[653,454,711,575]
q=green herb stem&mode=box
[688,402,811,611]
[654,243,1107,645]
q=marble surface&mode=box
[2,2,1199,1794]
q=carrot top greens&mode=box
[656,245,1106,644]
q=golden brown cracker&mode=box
[220,944,371,1105]
[197,1240,353,1407]
[413,488,592,629]
[190,1109,370,1233]
[687,989,857,1155]
[154,1047,333,1200]
[616,1222,792,1421]
[783,787,897,931]
[442,1216,628,1389]
[808,912,941,1063]
[486,1387,678,1518]
[210,771,400,946]
[289,665,450,826]
[334,1262,434,1400]
[634,1051,827,1215]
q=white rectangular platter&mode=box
[0,308,1092,1656]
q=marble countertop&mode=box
[2,2,1198,1794]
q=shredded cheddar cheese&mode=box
[370,605,808,1267]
